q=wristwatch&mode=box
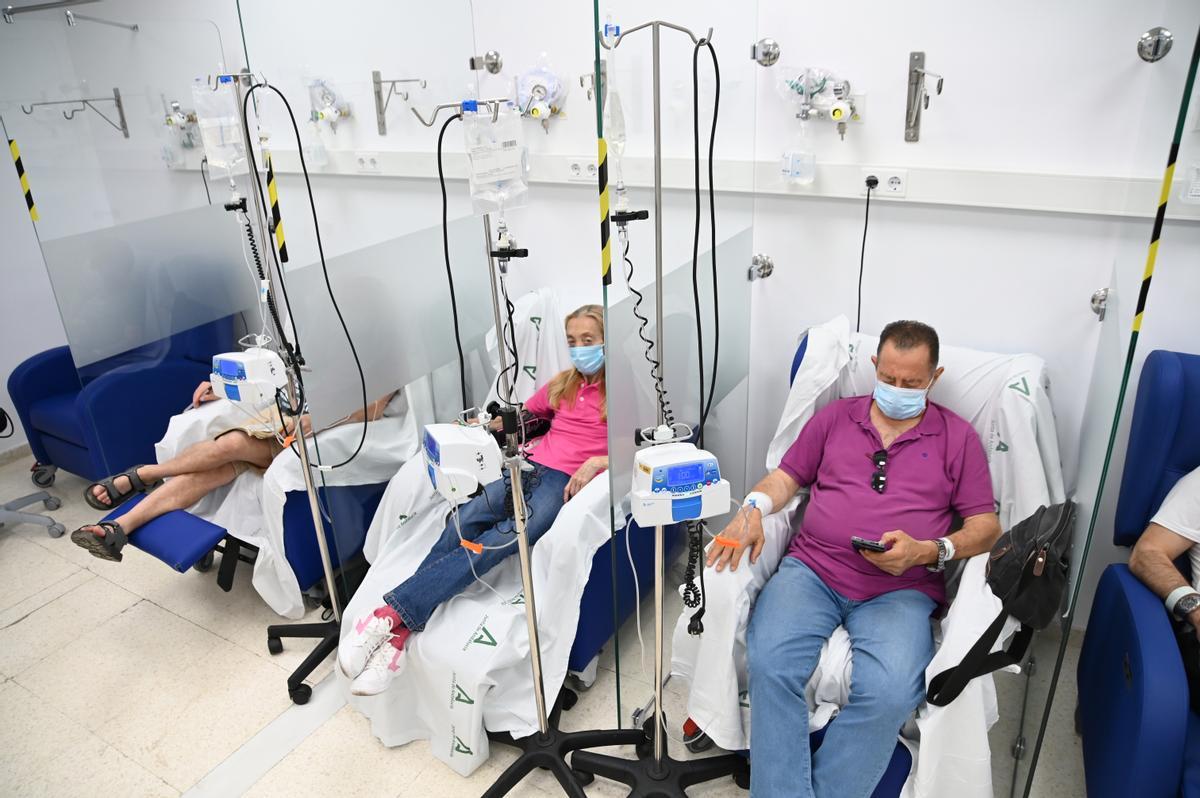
[926,538,949,573]
[1175,592,1200,621]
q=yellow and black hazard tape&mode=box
[1131,25,1197,336]
[8,138,38,222]
[266,151,288,263]
[597,138,611,285]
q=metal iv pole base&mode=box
[483,688,647,798]
[569,747,748,798]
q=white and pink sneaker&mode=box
[338,610,396,679]
[350,643,405,696]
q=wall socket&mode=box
[861,167,907,197]
[566,157,599,183]
[355,151,381,173]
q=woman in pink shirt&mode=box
[338,305,609,695]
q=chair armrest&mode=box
[77,359,210,472]
[6,346,82,462]
[7,346,80,403]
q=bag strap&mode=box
[926,611,1033,707]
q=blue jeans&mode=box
[747,557,935,798]
[382,462,570,631]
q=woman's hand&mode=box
[564,456,608,501]
[192,381,218,407]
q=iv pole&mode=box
[231,75,345,705]
[479,214,646,798]
[570,20,748,796]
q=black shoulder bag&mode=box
[926,501,1076,707]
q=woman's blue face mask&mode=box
[570,344,605,375]
[873,378,933,420]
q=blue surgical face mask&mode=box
[570,344,605,376]
[873,378,932,420]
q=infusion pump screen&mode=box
[667,463,704,485]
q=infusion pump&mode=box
[631,442,731,526]
[210,348,288,407]
[423,423,503,505]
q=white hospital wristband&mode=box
[1166,585,1198,617]
[744,492,775,517]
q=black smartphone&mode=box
[851,535,888,553]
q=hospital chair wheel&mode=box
[194,552,215,573]
[571,768,595,787]
[42,496,61,511]
[289,684,312,705]
[31,466,56,488]
[635,714,662,760]
[267,636,283,655]
[47,523,65,538]
[558,687,578,712]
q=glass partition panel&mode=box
[601,225,754,734]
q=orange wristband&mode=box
[460,539,484,555]
[714,535,740,548]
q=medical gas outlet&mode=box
[631,442,731,526]
[423,423,503,506]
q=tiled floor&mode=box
[0,455,1086,797]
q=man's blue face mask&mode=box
[873,377,934,420]
[570,344,605,375]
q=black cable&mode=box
[857,182,875,333]
[200,156,212,205]
[243,83,369,470]
[690,39,722,447]
[624,238,674,425]
[240,88,303,366]
[242,217,291,353]
[436,112,469,411]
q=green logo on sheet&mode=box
[996,441,1009,453]
[508,590,525,606]
[1008,377,1031,397]
[523,365,537,380]
[530,316,542,332]
[454,685,474,705]
[472,626,497,647]
[739,690,750,709]
[453,735,474,756]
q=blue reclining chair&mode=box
[7,317,234,486]
[1078,349,1200,798]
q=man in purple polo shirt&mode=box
[707,320,1000,798]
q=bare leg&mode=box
[90,432,276,506]
[82,465,239,536]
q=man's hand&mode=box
[564,456,607,501]
[706,508,765,573]
[1189,607,1200,643]
[192,381,218,407]
[859,530,937,576]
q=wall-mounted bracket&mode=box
[1090,288,1110,321]
[905,52,943,142]
[410,97,509,128]
[751,38,780,67]
[748,253,775,281]
[20,87,128,138]
[372,70,426,136]
[469,50,503,74]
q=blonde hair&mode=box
[547,304,607,420]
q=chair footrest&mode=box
[104,494,227,573]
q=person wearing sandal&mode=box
[71,380,398,563]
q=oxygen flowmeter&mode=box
[631,429,730,526]
[422,422,503,506]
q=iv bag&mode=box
[463,102,529,216]
[191,77,248,175]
